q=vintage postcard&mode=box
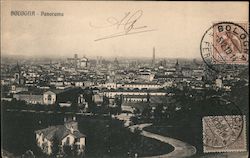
[1,1,249,158]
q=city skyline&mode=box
[1,1,248,58]
[1,1,248,158]
[1,49,204,61]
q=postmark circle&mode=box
[200,22,249,73]
[202,97,244,148]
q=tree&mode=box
[153,104,164,122]
[63,145,73,157]
[114,95,122,108]
[102,96,110,106]
[141,107,151,121]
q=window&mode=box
[66,137,70,145]
[48,95,52,101]
[75,138,80,142]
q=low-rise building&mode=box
[10,84,28,94]
[13,90,57,105]
[13,91,44,104]
[103,90,166,98]
[35,118,86,156]
[215,78,223,89]
[92,93,104,106]
[122,95,148,103]
[43,91,56,105]
[120,82,162,90]
[121,103,136,113]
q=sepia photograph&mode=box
[1,1,249,158]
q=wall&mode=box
[13,94,43,104]
[61,134,75,146]
[43,91,56,105]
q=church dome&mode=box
[81,57,88,62]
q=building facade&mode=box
[35,118,86,156]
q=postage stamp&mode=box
[202,115,247,153]
[212,23,248,64]
[200,22,249,72]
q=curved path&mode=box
[129,123,196,158]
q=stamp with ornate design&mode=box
[200,22,249,73]
[202,115,247,153]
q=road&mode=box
[5,109,94,116]
[129,123,197,158]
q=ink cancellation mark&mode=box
[202,115,247,153]
[200,22,249,73]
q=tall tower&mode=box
[74,54,78,68]
[175,59,181,75]
[14,61,21,84]
[114,57,119,68]
[74,54,78,59]
[152,47,155,66]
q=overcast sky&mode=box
[1,1,248,59]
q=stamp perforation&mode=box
[203,115,247,153]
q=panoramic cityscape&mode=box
[1,1,248,158]
[1,49,249,157]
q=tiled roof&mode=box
[16,89,44,95]
[72,131,86,138]
[35,124,85,141]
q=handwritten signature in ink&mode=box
[90,10,157,41]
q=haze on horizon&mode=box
[1,1,248,59]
